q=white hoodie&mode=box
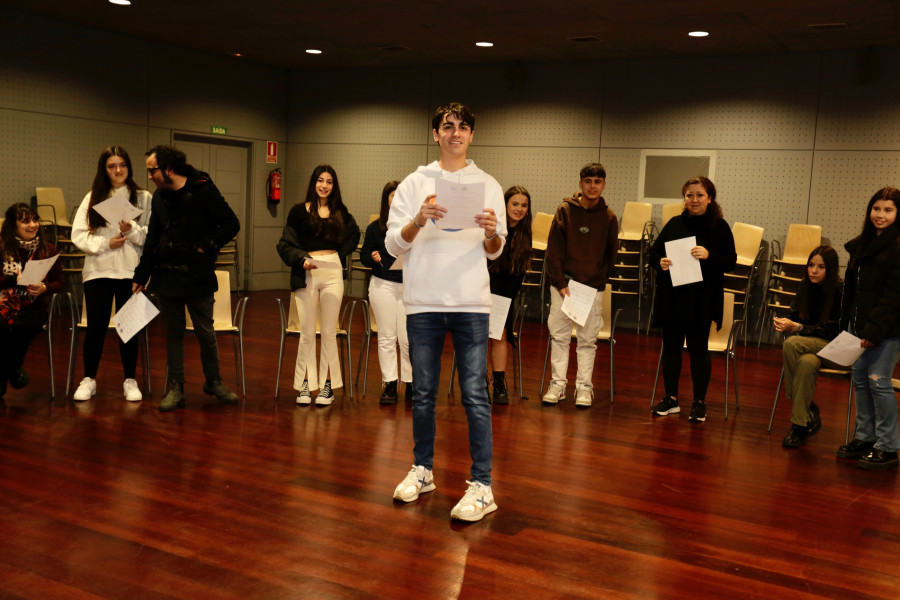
[71,188,152,283]
[385,160,506,315]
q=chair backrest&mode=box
[369,214,379,224]
[662,203,683,229]
[619,202,652,240]
[782,224,822,264]
[35,187,69,226]
[732,222,765,267]
[186,271,235,329]
[708,292,735,350]
[531,212,554,250]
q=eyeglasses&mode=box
[147,166,161,174]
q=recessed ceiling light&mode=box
[476,42,494,48]
[688,31,709,37]
[306,49,322,55]
[109,0,132,5]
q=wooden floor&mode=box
[2,289,899,599]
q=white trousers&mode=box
[293,253,343,390]
[368,277,412,383]
[547,285,604,389]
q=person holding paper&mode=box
[386,102,506,521]
[71,145,151,402]
[360,180,411,405]
[488,185,533,404]
[276,164,360,406]
[650,176,736,423]
[0,203,63,397]
[133,145,241,411]
[542,163,618,408]
[836,187,900,470]
[772,246,843,448]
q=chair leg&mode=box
[517,337,525,399]
[143,329,152,397]
[540,334,551,396]
[724,352,730,420]
[732,350,741,411]
[609,340,614,404]
[447,352,456,398]
[66,328,79,396]
[650,344,662,407]
[767,368,785,433]
[845,379,854,445]
[274,332,286,399]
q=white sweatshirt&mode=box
[385,160,506,315]
[71,188,152,283]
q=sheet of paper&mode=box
[665,236,703,287]
[817,331,866,367]
[560,280,597,327]
[92,187,144,226]
[307,258,343,269]
[433,178,484,230]
[489,294,512,341]
[388,254,403,271]
[113,292,160,344]
[17,254,59,287]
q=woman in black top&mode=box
[650,176,736,423]
[360,180,411,405]
[277,165,360,406]
[773,246,842,448]
[487,185,532,404]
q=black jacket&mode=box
[277,203,360,291]
[360,220,402,284]
[840,226,900,345]
[132,167,240,297]
[650,211,737,330]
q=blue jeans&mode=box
[852,337,900,452]
[407,312,492,485]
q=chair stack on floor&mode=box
[610,202,654,327]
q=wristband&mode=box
[484,230,499,241]
[413,217,425,228]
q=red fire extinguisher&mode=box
[267,168,282,203]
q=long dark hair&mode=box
[304,164,347,242]
[682,176,723,225]
[850,187,900,267]
[88,146,142,230]
[1,203,50,261]
[489,186,533,276]
[798,245,840,326]
[378,180,400,234]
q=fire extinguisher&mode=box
[267,168,282,204]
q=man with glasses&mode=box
[133,145,240,411]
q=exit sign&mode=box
[211,125,227,135]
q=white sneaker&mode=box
[123,378,143,402]
[542,381,566,404]
[575,386,593,408]
[73,377,97,401]
[296,380,311,405]
[450,480,498,522]
[393,465,435,502]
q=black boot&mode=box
[159,381,185,412]
[380,380,398,405]
[492,371,509,405]
[405,381,414,403]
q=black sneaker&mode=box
[316,380,334,406]
[380,380,398,405]
[10,367,29,389]
[807,402,822,436]
[652,396,679,416]
[858,449,899,470]
[782,424,808,448]
[836,438,875,460]
[688,401,707,423]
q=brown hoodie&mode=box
[545,194,618,291]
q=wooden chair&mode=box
[661,202,683,229]
[214,236,239,291]
[540,285,622,403]
[611,202,654,325]
[724,222,765,343]
[650,292,743,419]
[35,187,74,244]
[528,212,554,322]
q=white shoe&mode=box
[296,380,311,405]
[73,377,97,401]
[542,381,566,404]
[450,480,498,522]
[393,465,435,502]
[123,378,143,402]
[575,386,593,408]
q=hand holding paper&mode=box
[560,280,598,327]
[17,254,59,287]
[113,291,160,343]
[92,187,144,227]
[433,178,485,230]
[664,236,703,287]
[816,331,866,367]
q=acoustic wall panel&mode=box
[599,148,643,220]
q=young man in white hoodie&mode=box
[385,102,507,521]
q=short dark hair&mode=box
[431,102,476,132]
[146,144,189,177]
[580,163,606,179]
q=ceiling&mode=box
[4,0,900,70]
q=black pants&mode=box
[661,318,712,402]
[82,278,138,379]
[0,305,47,383]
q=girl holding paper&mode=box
[486,185,532,404]
[71,145,151,402]
[650,176,736,423]
[0,203,63,397]
[772,246,842,448]
[837,187,900,470]
[277,164,360,406]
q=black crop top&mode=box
[292,203,343,252]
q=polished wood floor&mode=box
[2,290,899,599]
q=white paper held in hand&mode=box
[92,187,144,226]
[560,280,598,327]
[433,178,484,230]
[17,254,59,287]
[113,291,160,343]
[489,294,512,340]
[664,236,703,287]
[817,331,866,367]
